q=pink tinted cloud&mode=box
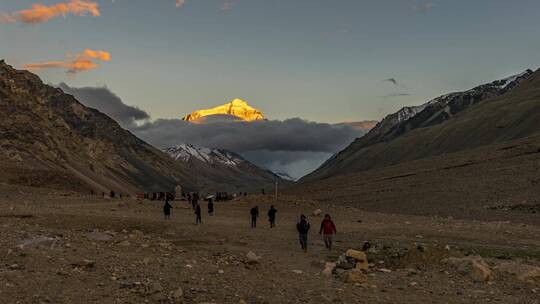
[24,49,111,74]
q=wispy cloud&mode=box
[221,1,238,11]
[383,93,411,98]
[175,0,186,8]
[0,0,99,24]
[24,49,110,74]
[412,1,435,12]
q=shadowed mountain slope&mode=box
[301,69,540,182]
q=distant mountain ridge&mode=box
[164,144,290,191]
[301,69,537,182]
[182,99,265,122]
[365,69,534,145]
[165,144,247,167]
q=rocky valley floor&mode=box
[0,184,539,304]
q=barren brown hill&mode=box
[301,69,540,182]
[0,60,202,193]
[292,69,540,221]
[290,135,540,223]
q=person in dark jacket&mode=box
[207,198,214,216]
[192,192,199,210]
[195,203,202,224]
[319,214,337,250]
[250,206,259,228]
[163,200,173,220]
[268,205,278,228]
[296,215,310,252]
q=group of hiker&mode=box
[163,198,337,252]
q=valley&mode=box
[0,184,539,304]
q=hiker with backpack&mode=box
[163,200,173,220]
[268,205,278,228]
[319,214,337,250]
[250,206,259,228]
[296,215,310,252]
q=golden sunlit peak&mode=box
[182,98,265,122]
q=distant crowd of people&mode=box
[96,187,338,252]
[162,196,337,252]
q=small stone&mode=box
[340,269,368,284]
[117,240,131,247]
[312,209,322,216]
[246,251,261,264]
[71,259,95,270]
[172,287,183,299]
[322,262,336,276]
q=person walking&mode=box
[296,215,310,252]
[192,192,199,210]
[268,205,278,228]
[250,206,259,228]
[163,200,173,220]
[195,203,202,224]
[319,214,337,250]
[207,198,214,216]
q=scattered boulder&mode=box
[246,251,261,264]
[172,287,184,299]
[496,261,540,283]
[322,262,336,276]
[340,269,368,284]
[71,259,96,271]
[17,236,59,250]
[442,256,493,283]
[117,240,131,247]
[85,231,113,241]
[312,209,322,216]
[345,249,369,270]
[8,264,22,270]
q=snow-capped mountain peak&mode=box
[371,69,534,136]
[164,144,245,166]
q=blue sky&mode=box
[1,0,540,123]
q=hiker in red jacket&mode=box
[319,214,337,250]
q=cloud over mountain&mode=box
[61,85,367,179]
[59,83,149,128]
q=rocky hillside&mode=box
[301,69,539,182]
[164,144,289,192]
[182,99,265,122]
[0,60,201,193]
[0,61,279,194]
